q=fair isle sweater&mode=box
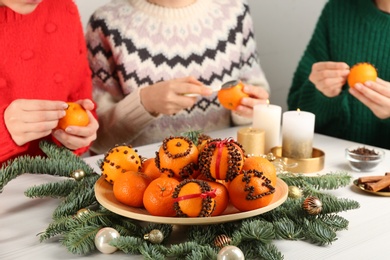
[288,0,390,149]
[86,0,269,154]
[0,0,93,163]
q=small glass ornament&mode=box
[217,245,245,260]
[94,227,120,254]
[143,229,164,244]
[302,196,322,215]
[214,234,231,248]
[288,186,303,199]
[70,169,85,181]
[76,208,89,218]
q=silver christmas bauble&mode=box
[217,245,245,260]
[94,227,120,254]
[302,196,323,215]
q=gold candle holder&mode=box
[270,146,325,173]
[237,127,265,156]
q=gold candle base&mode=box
[270,146,325,173]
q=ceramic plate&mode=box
[353,179,390,197]
[94,176,288,225]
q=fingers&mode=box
[52,111,99,150]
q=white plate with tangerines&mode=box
[95,136,288,225]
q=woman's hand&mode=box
[140,76,212,115]
[52,99,99,150]
[309,61,350,97]
[235,84,269,118]
[4,99,68,146]
[349,78,390,119]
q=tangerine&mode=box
[101,145,142,184]
[141,157,162,181]
[206,181,229,216]
[228,169,275,212]
[348,62,377,88]
[173,179,215,217]
[113,170,151,208]
[242,156,277,186]
[57,102,89,130]
[198,138,245,181]
[143,175,180,217]
[217,81,249,110]
[155,136,199,179]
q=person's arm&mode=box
[232,1,270,126]
[86,14,155,154]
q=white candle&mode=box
[282,110,315,159]
[252,103,282,153]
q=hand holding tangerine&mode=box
[217,80,249,110]
[56,102,89,130]
[348,62,377,88]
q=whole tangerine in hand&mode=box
[217,81,249,110]
[57,102,89,130]
[348,62,377,88]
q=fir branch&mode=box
[168,241,202,258]
[110,236,143,254]
[39,215,76,242]
[139,242,166,260]
[272,217,304,240]
[279,172,352,190]
[239,220,275,244]
[318,214,349,232]
[183,245,217,260]
[303,218,337,245]
[25,179,78,198]
[52,175,99,219]
[0,141,96,193]
[246,242,284,260]
[61,225,101,255]
[320,196,360,213]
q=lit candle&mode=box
[237,127,265,156]
[252,101,282,153]
[282,109,315,159]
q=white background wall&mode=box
[75,0,327,112]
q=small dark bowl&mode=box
[345,146,384,172]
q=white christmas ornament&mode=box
[94,227,120,254]
[217,245,245,260]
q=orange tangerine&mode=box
[155,136,199,180]
[206,181,229,216]
[113,170,151,208]
[173,179,215,217]
[57,102,89,130]
[217,81,249,110]
[143,175,180,217]
[141,157,162,181]
[348,62,377,88]
[242,156,277,186]
[100,145,142,184]
[198,138,245,181]
[228,169,275,212]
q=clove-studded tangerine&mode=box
[172,179,216,217]
[228,169,276,212]
[198,138,245,182]
[155,136,199,180]
[100,144,142,184]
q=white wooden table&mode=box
[1,127,389,260]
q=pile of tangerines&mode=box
[100,135,277,218]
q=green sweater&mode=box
[288,0,390,149]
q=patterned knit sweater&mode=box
[288,0,390,149]
[0,0,93,163]
[86,0,269,154]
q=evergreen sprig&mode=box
[0,140,362,260]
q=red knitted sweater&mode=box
[0,0,94,163]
